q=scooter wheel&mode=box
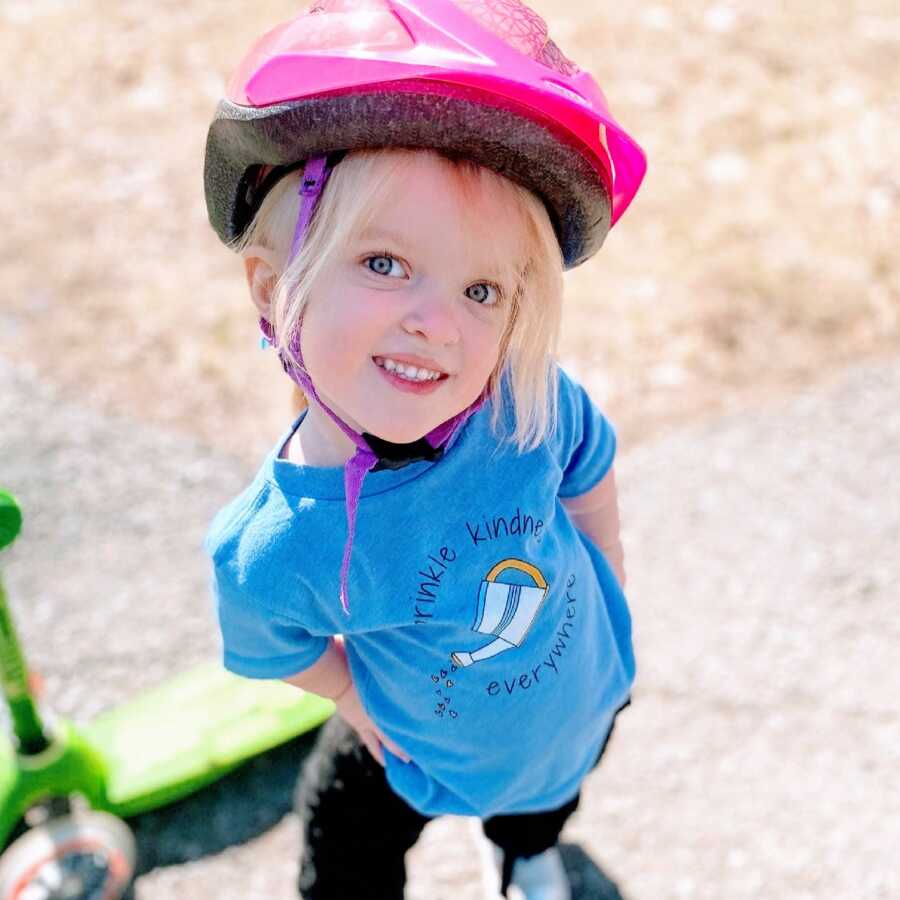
[0,811,136,900]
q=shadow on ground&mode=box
[560,842,628,900]
[129,730,319,876]
[127,728,628,900]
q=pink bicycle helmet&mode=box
[204,0,647,269]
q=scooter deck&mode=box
[82,663,333,818]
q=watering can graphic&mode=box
[451,559,549,668]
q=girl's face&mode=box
[299,154,525,450]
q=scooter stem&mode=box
[0,489,50,754]
[0,577,50,754]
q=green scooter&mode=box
[0,487,333,899]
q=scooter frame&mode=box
[0,487,332,888]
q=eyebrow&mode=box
[357,227,411,248]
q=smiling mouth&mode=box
[372,356,448,383]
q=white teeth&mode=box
[376,357,442,382]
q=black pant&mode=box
[295,706,627,899]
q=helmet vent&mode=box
[453,0,580,76]
[284,2,412,53]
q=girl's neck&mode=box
[286,402,358,468]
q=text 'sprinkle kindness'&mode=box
[411,507,545,624]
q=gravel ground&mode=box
[1,354,897,899]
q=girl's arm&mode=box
[282,636,352,699]
[561,466,626,589]
[282,636,411,765]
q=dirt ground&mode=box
[2,0,897,464]
[4,346,897,900]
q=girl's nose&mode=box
[400,291,460,345]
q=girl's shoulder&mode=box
[203,458,302,569]
[553,361,594,407]
[204,475,271,565]
[488,361,598,453]
[551,363,618,497]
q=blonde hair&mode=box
[235,148,563,451]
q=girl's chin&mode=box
[315,402,434,448]
[363,423,433,445]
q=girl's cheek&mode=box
[474,308,506,349]
[465,298,508,337]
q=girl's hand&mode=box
[333,679,412,766]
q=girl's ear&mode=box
[243,253,279,318]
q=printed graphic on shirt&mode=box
[451,558,549,667]
[430,571,580,722]
[413,507,560,723]
[430,664,459,720]
[484,573,579,699]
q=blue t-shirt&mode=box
[205,366,634,817]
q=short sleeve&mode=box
[210,565,329,679]
[553,365,617,498]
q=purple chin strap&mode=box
[259,155,483,616]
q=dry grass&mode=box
[2,1,898,464]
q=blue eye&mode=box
[466,283,500,306]
[365,253,404,278]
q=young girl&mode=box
[203,2,646,898]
